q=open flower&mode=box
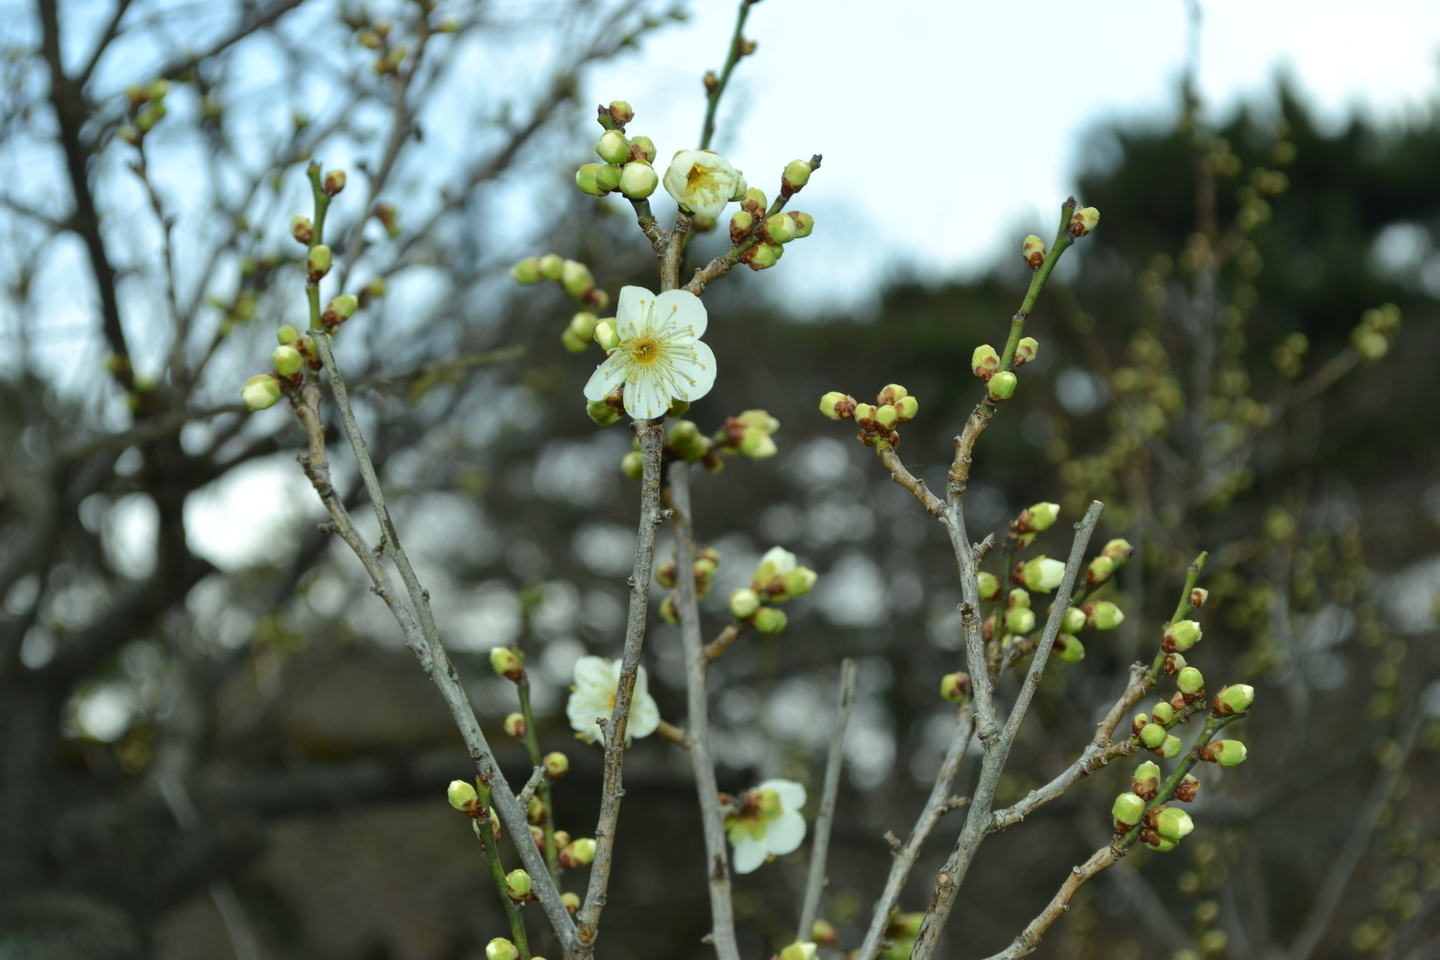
[725,778,807,873]
[664,150,745,218]
[565,655,660,744]
[584,285,716,420]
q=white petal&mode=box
[731,836,766,874]
[615,285,655,332]
[627,690,660,740]
[760,547,797,575]
[665,339,716,403]
[584,352,628,402]
[763,810,807,857]
[566,689,608,742]
[759,778,808,812]
[623,369,670,420]
[653,288,708,339]
[573,655,615,691]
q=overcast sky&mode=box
[584,0,1440,312]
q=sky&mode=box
[583,0,1440,312]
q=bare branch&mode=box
[797,659,858,944]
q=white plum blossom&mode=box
[754,546,797,582]
[663,150,745,218]
[584,285,716,419]
[726,778,807,874]
[565,655,660,744]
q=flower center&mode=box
[686,163,708,187]
[629,337,661,364]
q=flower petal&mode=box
[566,689,607,742]
[759,778,808,813]
[573,655,615,690]
[653,288,708,339]
[731,835,767,875]
[665,338,716,404]
[622,368,670,420]
[628,689,660,740]
[615,285,655,339]
[584,351,628,402]
[763,809,807,857]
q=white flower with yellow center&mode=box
[565,655,660,744]
[584,285,716,419]
[663,150,745,218]
[725,778,807,874]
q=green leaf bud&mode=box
[487,939,519,960]
[537,253,564,281]
[972,344,1000,379]
[490,646,525,681]
[1151,700,1175,725]
[1022,234,1046,268]
[1153,805,1194,840]
[1014,336,1039,366]
[977,571,1001,600]
[729,588,760,620]
[619,161,658,200]
[940,671,972,704]
[1159,735,1183,759]
[1005,606,1036,635]
[506,869,532,901]
[819,391,853,420]
[1165,619,1203,652]
[780,942,817,960]
[1214,683,1255,717]
[306,244,332,280]
[790,211,815,238]
[561,260,595,300]
[241,374,283,411]
[543,751,569,779]
[1177,666,1205,696]
[782,159,813,190]
[596,130,630,165]
[290,216,314,245]
[558,837,596,868]
[987,371,1017,401]
[753,607,788,634]
[1085,601,1125,630]
[1140,722,1168,749]
[1201,739,1247,766]
[1069,205,1100,237]
[447,779,478,813]
[1053,634,1085,662]
[503,713,526,739]
[765,212,798,244]
[1112,791,1145,827]
[1060,606,1086,634]
[272,345,304,377]
[621,450,643,480]
[1132,761,1161,799]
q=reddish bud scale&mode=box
[1191,587,1208,609]
[1174,775,1201,803]
[1170,692,1187,713]
[1164,653,1185,674]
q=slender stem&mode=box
[909,502,1103,960]
[996,198,1077,370]
[518,681,560,884]
[575,419,667,956]
[698,0,756,150]
[476,780,533,960]
[797,659,858,944]
[1147,552,1207,684]
[666,463,741,960]
[704,622,746,660]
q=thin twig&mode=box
[476,780,533,960]
[704,623,745,660]
[516,765,546,810]
[978,845,1122,960]
[797,658,858,944]
[667,462,741,960]
[877,448,945,518]
[698,0,758,151]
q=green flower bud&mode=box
[1145,834,1178,853]
[1166,619,1203,652]
[1069,205,1100,237]
[753,607,787,634]
[895,395,919,420]
[1140,722,1168,749]
[575,164,605,196]
[729,210,755,245]
[329,294,359,323]
[743,187,768,210]
[739,428,778,459]
[1005,606,1036,635]
[447,779,478,812]
[323,169,346,196]
[1201,739,1247,766]
[543,751,569,779]
[790,211,815,238]
[780,942,817,960]
[559,837,597,868]
[1159,735,1183,759]
[1101,539,1134,563]
[490,646,525,681]
[597,130,630,164]
[1022,234,1046,268]
[1053,634,1085,662]
[987,371,1017,401]
[1014,336,1039,366]
[562,892,581,914]
[1165,653,1187,675]
[782,159,813,190]
[1132,761,1161,798]
[729,588,760,620]
[1008,588,1031,609]
[630,136,656,163]
[527,796,546,823]
[606,100,634,125]
[537,253,564,281]
[977,571,1001,600]
[506,869,532,900]
[972,344,1000,379]
[1060,607,1087,634]
[819,391,852,420]
[1085,601,1125,630]
[621,450,643,480]
[307,244,332,280]
[503,712,526,739]
[765,213,798,244]
[241,374,283,411]
[1153,805,1194,840]
[1151,700,1175,725]
[746,242,783,271]
[290,216,314,245]
[590,320,620,353]
[1191,587,1209,608]
[561,260,595,300]
[1026,502,1060,532]
[272,345,304,377]
[940,671,972,704]
[812,919,838,946]
[874,404,899,428]
[783,567,817,598]
[1177,666,1205,696]
[1112,791,1146,827]
[1174,774,1201,803]
[507,257,539,285]
[619,161,658,200]
[136,101,166,132]
[1021,557,1066,594]
[1214,683,1255,716]
[1087,555,1115,586]
[276,325,301,346]
[587,396,622,427]
[487,939,519,960]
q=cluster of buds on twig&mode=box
[1010,501,1059,548]
[576,101,661,202]
[357,17,410,74]
[510,252,610,312]
[725,547,817,636]
[969,335,1036,403]
[733,179,817,271]
[612,409,781,476]
[1351,302,1402,362]
[658,546,722,623]
[1067,204,1101,238]
[818,383,919,449]
[119,78,170,143]
[1086,537,1134,587]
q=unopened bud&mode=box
[972,344,1000,380]
[812,919,838,946]
[753,607,787,634]
[1201,738,1247,766]
[277,325,301,346]
[561,260,595,300]
[537,253,564,281]
[1112,792,1146,827]
[291,216,314,245]
[780,942,817,960]
[306,244,332,280]
[1140,722,1167,749]
[1153,805,1195,840]
[562,892,581,914]
[559,837,596,868]
[1174,774,1201,803]
[1022,234,1046,268]
[1069,205,1100,237]
[543,751,569,779]
[1013,336,1039,366]
[592,320,620,353]
[658,594,680,625]
[486,939,519,960]
[874,404,899,429]
[241,374,283,411]
[790,211,815,239]
[509,257,541,284]
[552,830,571,851]
[1084,601,1125,630]
[1145,834,1179,853]
[630,136,656,163]
[490,646,525,682]
[323,169,346,196]
[596,130,630,165]
[1190,587,1210,608]
[765,213,798,244]
[746,242,783,271]
[1005,606,1036,635]
[739,428,778,459]
[505,869,532,901]
[1151,700,1175,724]
[1087,555,1115,586]
[1021,557,1066,594]
[729,588,760,620]
[1060,606,1086,634]
[819,391,853,420]
[594,164,623,193]
[447,779,478,813]
[1101,539,1134,563]
[1214,683,1255,716]
[575,164,605,196]
[1053,634,1085,662]
[272,345,304,377]
[588,396,622,427]
[1164,652,1187,675]
[729,210,755,245]
[987,371,1017,402]
[618,161,658,200]
[783,567,817,598]
[503,713,526,739]
[940,671,972,704]
[976,571,1000,600]
[1132,761,1161,799]
[1165,620,1203,652]
[853,402,876,423]
[527,796,546,824]
[621,450,643,480]
[1177,666,1205,696]
[893,395,919,421]
[1159,735,1182,759]
[782,159,813,191]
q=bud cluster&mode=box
[509,253,610,312]
[119,78,171,143]
[817,383,919,450]
[725,546,818,636]
[1085,538,1134,588]
[1010,501,1060,548]
[1350,302,1401,363]
[658,546,723,624]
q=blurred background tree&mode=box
[0,1,1437,959]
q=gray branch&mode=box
[797,658,858,944]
